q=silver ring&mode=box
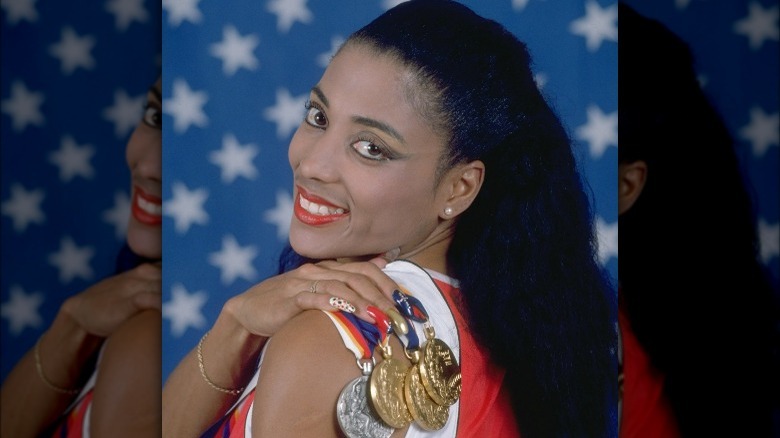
[310,280,320,294]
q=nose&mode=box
[290,126,340,184]
[126,123,162,183]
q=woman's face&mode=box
[125,78,162,259]
[288,45,451,260]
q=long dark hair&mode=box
[618,3,776,436]
[282,1,616,436]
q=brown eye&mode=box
[142,104,161,129]
[304,105,327,128]
[352,139,389,161]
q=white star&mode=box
[263,189,293,240]
[739,107,779,157]
[164,78,208,133]
[675,0,692,10]
[209,133,259,183]
[1,0,38,24]
[48,236,94,284]
[1,183,45,232]
[267,0,312,33]
[263,88,306,139]
[105,0,148,31]
[102,89,145,139]
[163,181,209,234]
[208,235,258,285]
[381,0,408,10]
[569,0,618,52]
[102,191,130,240]
[733,2,779,50]
[758,219,779,264]
[1,285,43,335]
[1,80,45,132]
[48,136,95,182]
[595,216,618,266]
[533,72,548,90]
[575,104,617,159]
[48,27,96,75]
[317,36,345,68]
[161,0,202,27]
[162,283,207,337]
[209,25,260,76]
[512,0,530,11]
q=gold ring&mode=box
[310,280,320,294]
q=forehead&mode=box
[317,45,443,153]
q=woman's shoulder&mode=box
[251,310,376,436]
[91,309,161,436]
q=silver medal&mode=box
[336,375,393,438]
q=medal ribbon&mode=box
[326,310,383,361]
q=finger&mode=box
[317,262,398,307]
[295,291,376,324]
[132,262,162,279]
[298,281,377,324]
[133,291,162,310]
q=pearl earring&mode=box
[444,207,453,216]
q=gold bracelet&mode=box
[197,331,244,396]
[34,333,82,395]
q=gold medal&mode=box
[369,349,412,428]
[418,337,461,406]
[404,364,448,430]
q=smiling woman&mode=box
[0,78,163,437]
[162,1,616,437]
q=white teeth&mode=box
[298,194,346,216]
[137,196,162,216]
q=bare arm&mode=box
[0,308,101,437]
[252,310,411,438]
[162,258,400,437]
[90,308,162,438]
[0,262,161,437]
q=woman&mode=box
[1,78,163,437]
[163,1,615,437]
[618,3,776,437]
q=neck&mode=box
[338,223,454,274]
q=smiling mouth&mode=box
[132,186,162,225]
[294,189,349,225]
[299,195,345,216]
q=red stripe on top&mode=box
[618,298,680,438]
[51,389,93,438]
[433,278,521,438]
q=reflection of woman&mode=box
[618,4,776,437]
[1,78,162,437]
[163,1,614,437]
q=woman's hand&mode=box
[225,255,400,338]
[60,262,162,338]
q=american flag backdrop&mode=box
[0,1,160,381]
[160,0,619,381]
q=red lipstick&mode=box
[132,185,162,226]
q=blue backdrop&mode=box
[160,0,618,381]
[1,1,160,381]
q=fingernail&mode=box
[385,308,409,335]
[383,247,400,262]
[329,296,356,313]
[366,306,392,335]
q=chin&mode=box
[127,221,162,260]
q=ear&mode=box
[439,160,485,219]
[618,160,648,215]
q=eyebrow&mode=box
[149,85,162,103]
[311,85,407,145]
